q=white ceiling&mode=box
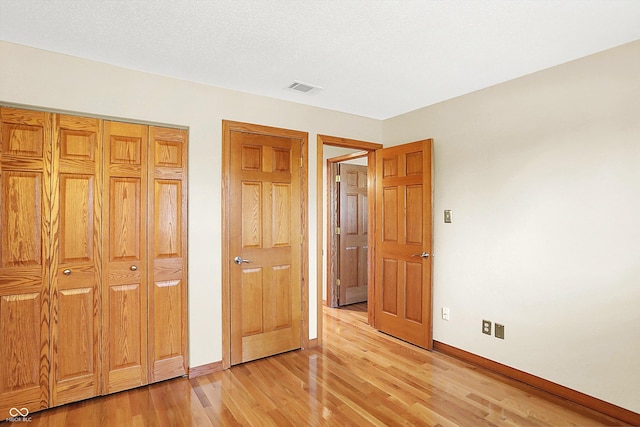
[1,1,640,119]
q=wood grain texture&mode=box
[299,134,309,350]
[102,121,148,394]
[326,161,339,308]
[1,107,189,413]
[0,107,51,414]
[20,304,634,426]
[148,126,188,383]
[433,341,640,426]
[50,113,102,406]
[317,135,383,151]
[366,151,376,327]
[188,361,223,379]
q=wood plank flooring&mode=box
[18,303,629,426]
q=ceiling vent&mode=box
[287,81,322,94]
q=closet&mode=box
[0,107,188,414]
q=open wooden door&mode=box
[374,139,433,349]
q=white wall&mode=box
[0,41,383,368]
[383,40,640,412]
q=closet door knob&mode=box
[63,269,72,275]
[130,265,137,271]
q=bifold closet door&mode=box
[102,121,148,394]
[50,114,102,406]
[0,109,188,412]
[0,108,51,414]
[148,126,188,382]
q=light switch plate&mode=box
[495,323,505,339]
[444,210,452,223]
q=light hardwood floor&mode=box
[19,303,629,426]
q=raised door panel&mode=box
[109,178,142,260]
[0,107,51,414]
[148,127,188,382]
[1,171,42,267]
[50,114,102,406]
[107,283,143,390]
[102,121,148,393]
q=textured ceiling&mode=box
[1,0,640,119]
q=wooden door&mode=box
[225,123,304,365]
[374,140,433,349]
[338,163,368,306]
[50,114,102,406]
[102,121,148,393]
[147,126,188,382]
[0,107,51,414]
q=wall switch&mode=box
[444,210,452,223]
[442,307,450,321]
[482,320,492,335]
[495,323,505,339]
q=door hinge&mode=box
[335,227,341,235]
[336,279,341,288]
[335,175,341,183]
[300,157,303,168]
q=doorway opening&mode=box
[327,151,369,307]
[316,135,382,343]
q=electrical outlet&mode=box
[442,307,450,321]
[482,320,491,335]
[495,323,505,339]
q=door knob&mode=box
[130,265,137,271]
[233,256,252,265]
[411,252,430,258]
[63,269,71,275]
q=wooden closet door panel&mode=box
[147,126,188,382]
[50,114,102,406]
[0,107,51,414]
[102,121,148,393]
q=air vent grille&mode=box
[287,81,322,94]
